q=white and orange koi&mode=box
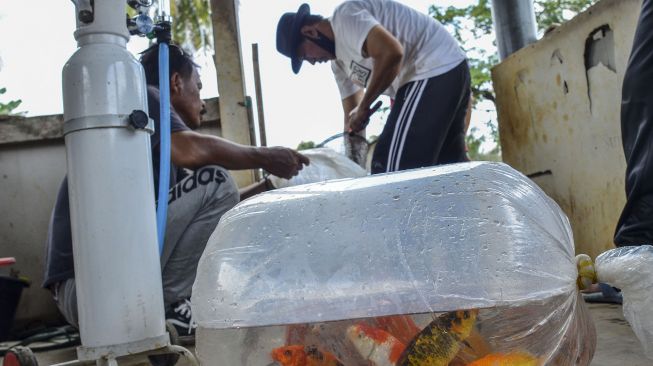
[346,323,406,366]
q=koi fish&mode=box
[466,351,541,366]
[346,323,406,365]
[396,309,479,366]
[375,315,421,345]
[270,344,344,366]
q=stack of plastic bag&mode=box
[192,162,596,365]
[595,245,653,359]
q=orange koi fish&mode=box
[397,309,479,366]
[271,344,344,366]
[466,351,541,366]
[346,323,406,365]
[375,315,421,345]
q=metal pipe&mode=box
[157,0,171,22]
[491,0,538,60]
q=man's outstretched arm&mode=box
[170,130,309,179]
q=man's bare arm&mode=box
[170,130,309,179]
[359,24,403,110]
[342,90,364,132]
[347,24,403,132]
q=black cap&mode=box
[276,3,311,74]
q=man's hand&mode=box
[262,147,310,179]
[347,101,383,135]
[347,105,370,135]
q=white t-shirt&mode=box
[330,0,466,99]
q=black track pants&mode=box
[614,0,653,246]
[371,61,471,174]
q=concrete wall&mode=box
[210,0,257,187]
[1,135,67,325]
[0,98,221,327]
[491,0,641,258]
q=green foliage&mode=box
[297,141,315,151]
[536,0,598,30]
[430,0,596,106]
[145,0,212,52]
[429,0,493,42]
[430,0,496,108]
[0,87,22,115]
[466,126,501,162]
[170,0,212,52]
[430,0,597,159]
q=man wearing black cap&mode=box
[277,0,470,174]
[43,43,309,344]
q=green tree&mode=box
[466,127,501,161]
[169,0,212,51]
[141,0,212,52]
[0,87,22,115]
[430,0,597,160]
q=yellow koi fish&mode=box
[396,309,479,366]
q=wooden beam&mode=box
[252,43,267,147]
[210,0,255,186]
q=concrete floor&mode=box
[2,303,649,365]
[587,303,650,366]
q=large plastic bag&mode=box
[193,162,595,365]
[596,245,653,359]
[268,147,367,188]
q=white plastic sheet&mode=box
[596,245,653,359]
[268,147,367,188]
[193,162,595,365]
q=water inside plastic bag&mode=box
[196,295,594,365]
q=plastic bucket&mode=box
[0,276,28,341]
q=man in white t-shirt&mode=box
[277,0,471,173]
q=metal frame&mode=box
[50,344,199,366]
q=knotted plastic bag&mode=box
[193,162,596,365]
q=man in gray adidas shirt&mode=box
[277,0,471,173]
[43,43,309,340]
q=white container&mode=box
[193,162,595,365]
[62,0,166,359]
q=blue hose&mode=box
[156,42,171,256]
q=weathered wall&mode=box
[0,98,221,327]
[1,137,67,325]
[492,0,641,258]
